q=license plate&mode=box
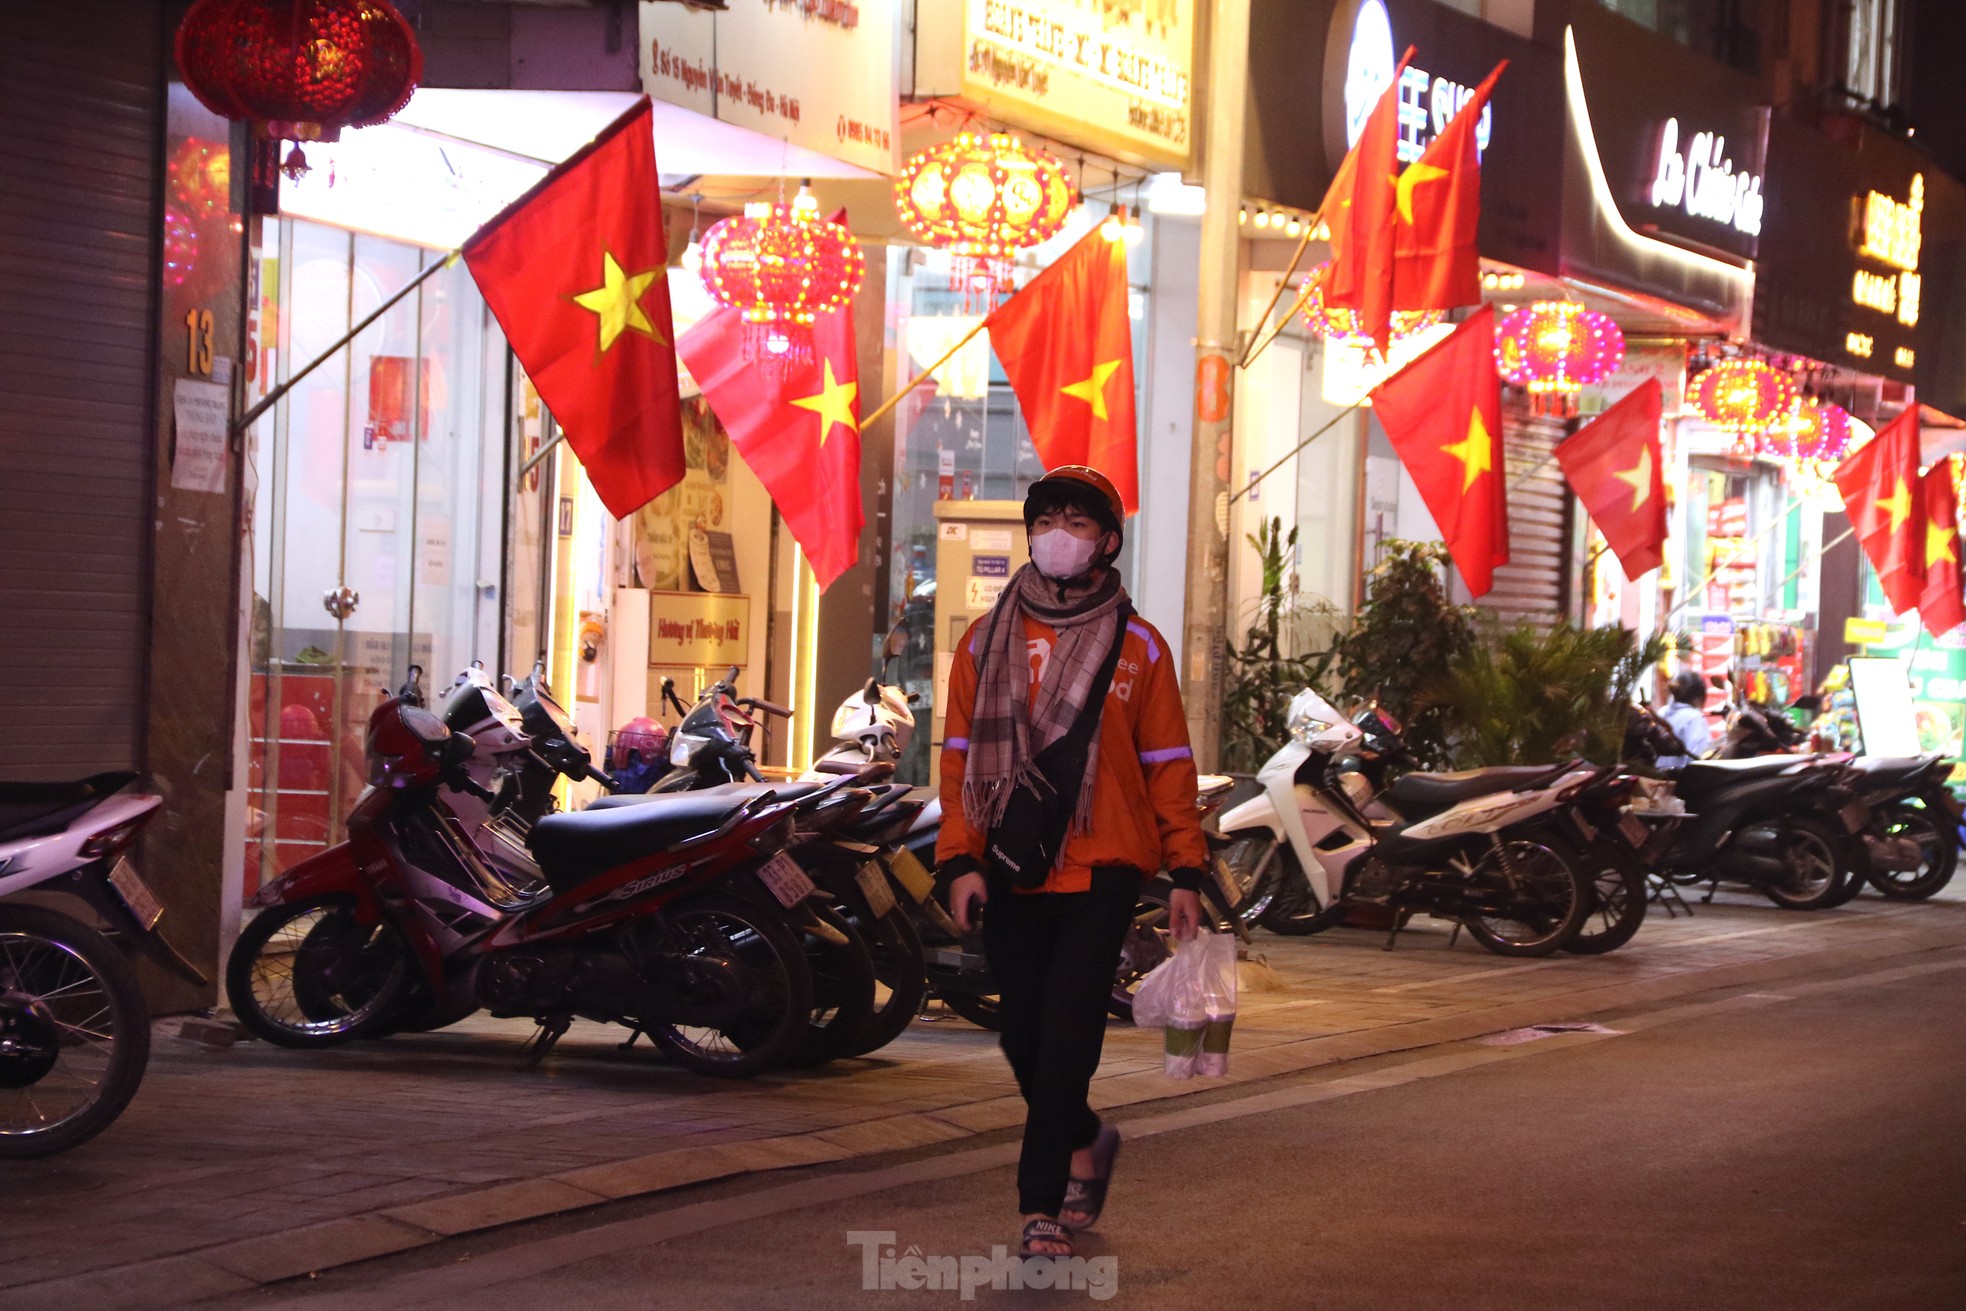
[887,847,937,904]
[757,852,818,908]
[1619,814,1649,848]
[854,861,897,917]
[1840,800,1872,834]
[108,858,164,930]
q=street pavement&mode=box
[228,946,1966,1310]
[6,885,1965,1308]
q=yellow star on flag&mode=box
[1928,518,1958,568]
[1394,163,1449,226]
[1613,446,1653,514]
[790,360,859,447]
[1061,359,1124,422]
[1878,475,1915,534]
[572,250,664,353]
[1443,408,1493,492]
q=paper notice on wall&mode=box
[971,527,1014,552]
[172,378,230,494]
[419,516,452,587]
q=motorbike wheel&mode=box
[647,890,815,1078]
[935,989,1002,1030]
[1459,832,1592,957]
[1563,849,1649,955]
[784,903,877,1067]
[0,905,150,1159]
[1761,816,1846,911]
[1865,800,1960,900]
[226,897,411,1048]
[1233,840,1343,937]
[832,885,928,1059]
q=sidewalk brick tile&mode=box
[381,1179,611,1238]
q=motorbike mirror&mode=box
[398,665,426,708]
[881,624,909,661]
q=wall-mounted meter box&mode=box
[929,500,1028,786]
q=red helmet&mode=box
[615,716,669,766]
[1024,465,1126,536]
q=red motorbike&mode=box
[227,694,870,1078]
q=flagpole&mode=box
[1239,266,1328,372]
[1236,216,1322,370]
[232,253,458,434]
[1229,395,1368,505]
[519,431,566,480]
[858,317,991,432]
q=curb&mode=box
[22,920,1966,1307]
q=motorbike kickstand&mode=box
[1382,903,1407,952]
[519,1014,572,1070]
[618,1027,645,1052]
[1702,877,1719,905]
[1446,921,1463,949]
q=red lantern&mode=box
[699,190,865,365]
[1297,261,1442,357]
[1493,301,1624,417]
[1765,397,1852,462]
[894,133,1076,305]
[1690,360,1798,439]
[176,0,421,177]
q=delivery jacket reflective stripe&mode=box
[937,613,1209,894]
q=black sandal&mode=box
[1060,1124,1121,1230]
[1018,1217,1074,1257]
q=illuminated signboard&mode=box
[1342,0,1492,163]
[1646,117,1763,237]
[1851,173,1923,335]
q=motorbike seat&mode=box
[528,793,742,886]
[584,780,825,811]
[905,795,941,836]
[0,771,139,845]
[1670,762,1824,809]
[1849,755,1934,788]
[1670,758,1806,800]
[1383,764,1567,815]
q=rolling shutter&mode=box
[1475,401,1577,626]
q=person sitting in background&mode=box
[1659,670,1714,768]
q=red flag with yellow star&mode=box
[1834,408,1926,614]
[1918,463,1964,637]
[1370,306,1509,597]
[1391,62,1505,313]
[1320,49,1411,357]
[677,291,863,590]
[462,97,683,520]
[985,226,1138,512]
[1555,379,1667,580]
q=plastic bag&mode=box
[1131,932,1238,1079]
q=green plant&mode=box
[1329,541,1475,768]
[1423,621,1674,767]
[1220,518,1339,773]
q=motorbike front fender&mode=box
[252,842,380,920]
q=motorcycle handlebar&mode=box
[738,697,793,719]
[742,758,765,782]
[451,773,498,804]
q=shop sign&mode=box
[958,0,1196,167]
[1340,0,1492,164]
[1848,173,1924,350]
[639,0,899,175]
[648,591,748,669]
[1645,117,1763,238]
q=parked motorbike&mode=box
[1843,753,1961,900]
[1655,755,1869,910]
[0,772,206,1156]
[1212,689,1599,956]
[228,691,857,1078]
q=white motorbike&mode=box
[1213,689,1600,956]
[0,771,206,1155]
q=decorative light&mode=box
[699,187,864,365]
[1493,301,1625,416]
[1690,359,1799,438]
[1286,217,1304,237]
[163,206,199,288]
[1766,397,1853,462]
[1296,261,1442,358]
[1254,209,1271,229]
[175,0,421,178]
[168,137,230,220]
[893,132,1075,304]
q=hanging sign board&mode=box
[649,591,749,669]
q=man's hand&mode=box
[949,872,989,935]
[1168,888,1203,941]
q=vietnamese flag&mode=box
[1556,379,1668,579]
[1392,62,1506,313]
[1370,306,1509,597]
[1321,49,1411,357]
[983,225,1138,513]
[462,97,684,519]
[679,280,863,591]
[1833,408,1926,614]
[1919,463,1964,637]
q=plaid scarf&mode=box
[962,563,1128,835]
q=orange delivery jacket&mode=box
[935,611,1209,894]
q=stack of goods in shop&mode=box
[1733,621,1808,709]
[1702,497,1757,614]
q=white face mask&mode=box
[1029,528,1101,580]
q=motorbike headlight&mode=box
[671,731,709,766]
[1289,717,1333,747]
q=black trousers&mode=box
[981,866,1140,1217]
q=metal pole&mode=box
[1182,0,1250,767]
[1230,396,1367,505]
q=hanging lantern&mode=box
[1493,301,1625,417]
[1690,359,1799,440]
[1766,397,1853,462]
[1297,261,1443,358]
[894,132,1076,305]
[175,0,422,179]
[699,188,865,366]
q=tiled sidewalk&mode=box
[11,888,1965,1307]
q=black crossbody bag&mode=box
[983,605,1132,889]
